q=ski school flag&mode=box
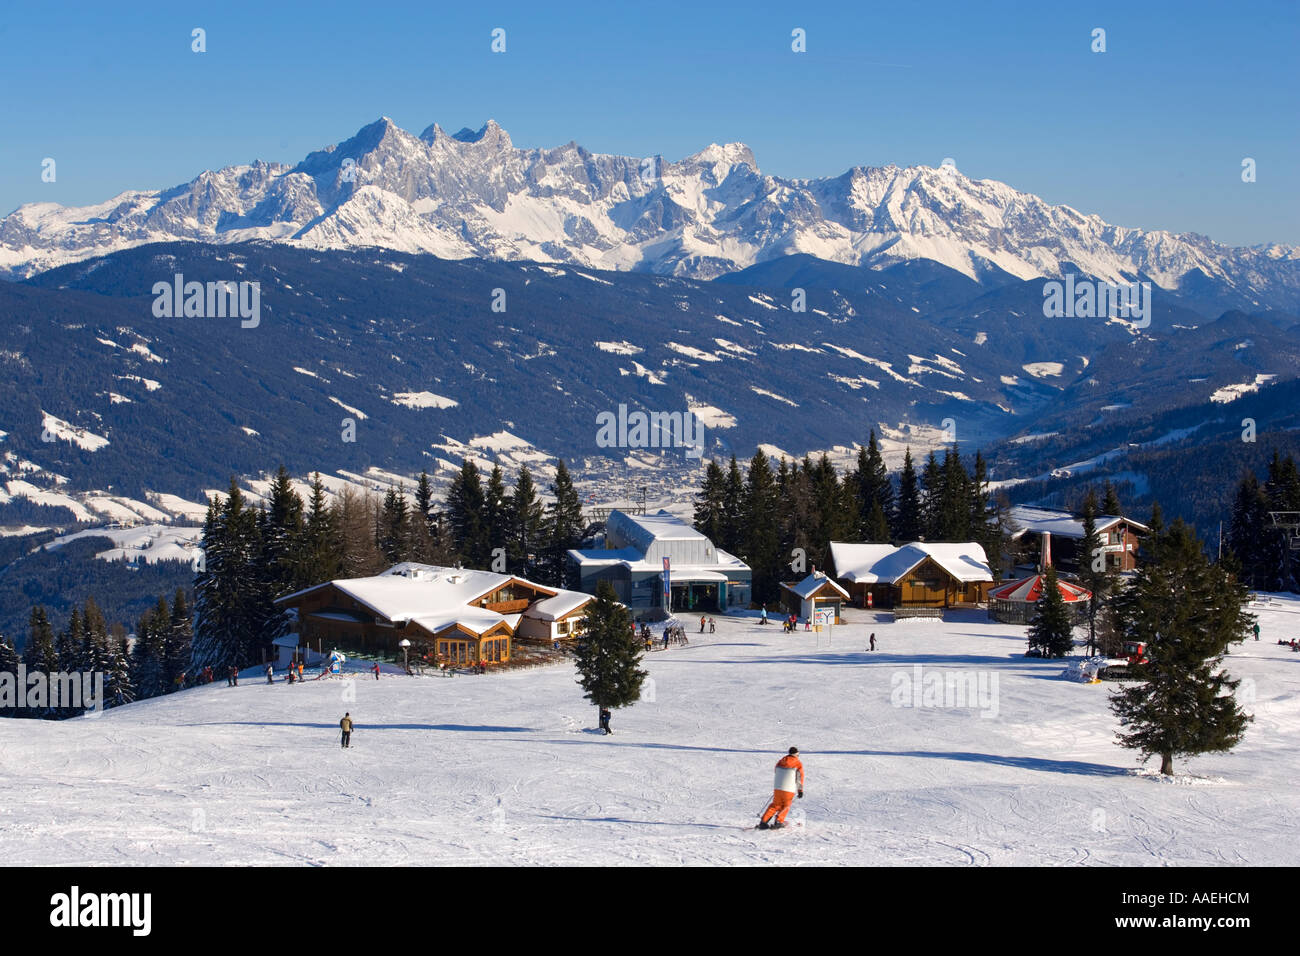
[662,557,670,604]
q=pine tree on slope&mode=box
[1109,519,1252,775]
[573,580,645,728]
[1027,566,1075,658]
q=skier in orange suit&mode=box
[758,747,804,830]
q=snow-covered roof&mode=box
[526,591,594,622]
[569,517,750,575]
[829,543,896,582]
[611,509,708,543]
[1008,506,1149,539]
[566,546,643,567]
[277,563,569,638]
[586,509,747,571]
[781,572,850,601]
[830,541,992,585]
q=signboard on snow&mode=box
[813,607,835,627]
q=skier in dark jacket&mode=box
[599,707,613,735]
[266,664,273,684]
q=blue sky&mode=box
[2,0,1296,245]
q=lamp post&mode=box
[399,639,411,675]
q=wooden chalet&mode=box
[276,563,594,668]
[1007,506,1148,575]
[779,571,850,623]
[828,542,994,609]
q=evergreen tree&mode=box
[864,500,891,545]
[379,487,411,564]
[809,453,848,569]
[131,601,168,700]
[1027,566,1076,658]
[414,471,435,529]
[852,431,894,542]
[483,464,509,566]
[933,446,971,541]
[542,460,585,586]
[1226,469,1270,589]
[100,619,134,708]
[446,460,488,567]
[1102,481,1122,518]
[895,448,923,542]
[192,481,267,673]
[1077,489,1111,656]
[693,459,726,545]
[1109,519,1253,775]
[921,451,943,540]
[742,450,784,603]
[167,590,193,689]
[0,635,20,718]
[506,464,545,578]
[781,458,814,576]
[21,607,58,717]
[297,473,341,588]
[1263,451,1300,592]
[573,580,646,724]
[262,466,305,594]
[721,456,746,556]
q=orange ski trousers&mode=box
[761,790,794,824]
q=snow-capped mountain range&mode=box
[3,118,1298,305]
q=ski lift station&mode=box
[568,510,752,617]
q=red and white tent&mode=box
[988,572,1092,624]
[989,574,1092,605]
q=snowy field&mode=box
[3,596,1299,866]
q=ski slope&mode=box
[3,598,1299,866]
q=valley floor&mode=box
[3,598,1299,866]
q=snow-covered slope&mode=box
[4,118,1297,305]
[3,601,1297,865]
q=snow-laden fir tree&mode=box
[1109,518,1253,775]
